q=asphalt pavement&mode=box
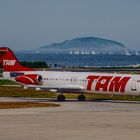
[0,97,140,140]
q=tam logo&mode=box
[3,60,16,66]
[86,75,131,93]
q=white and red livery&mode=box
[0,47,140,101]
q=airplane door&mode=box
[131,81,137,91]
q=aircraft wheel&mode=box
[78,94,86,101]
[57,95,65,101]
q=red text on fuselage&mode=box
[87,75,131,93]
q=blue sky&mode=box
[0,0,140,50]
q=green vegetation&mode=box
[0,86,140,101]
[20,61,49,68]
[65,93,140,101]
[0,87,57,98]
[0,79,20,85]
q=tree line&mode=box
[0,61,49,68]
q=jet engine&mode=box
[15,74,43,85]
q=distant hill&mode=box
[35,37,136,55]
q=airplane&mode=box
[0,47,140,101]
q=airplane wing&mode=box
[26,85,86,93]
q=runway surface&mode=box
[0,97,140,140]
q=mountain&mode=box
[36,37,136,55]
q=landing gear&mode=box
[57,94,65,101]
[78,94,86,101]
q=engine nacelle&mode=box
[15,74,43,85]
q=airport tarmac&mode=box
[0,97,140,140]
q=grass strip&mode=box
[0,86,140,101]
[0,79,20,85]
[0,102,60,109]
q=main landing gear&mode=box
[78,94,86,101]
[57,93,86,101]
[57,94,65,101]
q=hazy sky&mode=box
[0,0,140,50]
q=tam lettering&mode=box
[87,75,131,93]
[3,60,16,66]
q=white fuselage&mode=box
[3,71,140,96]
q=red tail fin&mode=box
[0,47,33,71]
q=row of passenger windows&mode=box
[44,78,88,82]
